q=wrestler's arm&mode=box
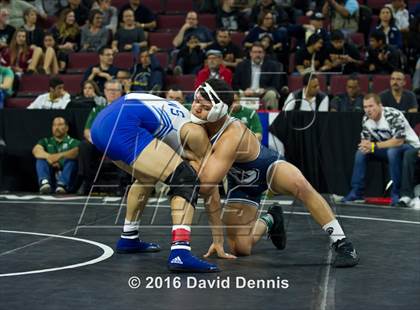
[181,123,236,259]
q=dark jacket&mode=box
[232,58,284,91]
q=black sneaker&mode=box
[267,204,287,250]
[332,238,360,267]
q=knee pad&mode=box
[164,161,200,208]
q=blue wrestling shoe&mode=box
[341,191,364,203]
[168,249,220,273]
[116,238,161,253]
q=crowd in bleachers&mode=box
[0,0,419,111]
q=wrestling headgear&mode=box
[191,82,228,124]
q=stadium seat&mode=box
[349,32,365,49]
[297,16,310,25]
[330,74,369,96]
[157,15,184,31]
[68,52,98,73]
[18,74,83,96]
[148,32,176,50]
[200,14,217,29]
[165,75,196,93]
[230,32,245,46]
[114,52,134,70]
[164,0,193,14]
[288,74,327,92]
[370,15,379,30]
[142,0,164,13]
[59,74,84,94]
[155,52,169,68]
[288,53,295,74]
[372,74,412,93]
[5,97,34,108]
[367,0,389,10]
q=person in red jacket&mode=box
[194,49,232,89]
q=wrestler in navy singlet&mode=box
[90,93,190,165]
[210,118,285,207]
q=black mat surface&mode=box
[1,196,419,310]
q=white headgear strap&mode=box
[191,82,228,124]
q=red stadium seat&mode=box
[200,14,217,30]
[59,74,84,94]
[370,15,379,30]
[349,32,365,49]
[18,75,49,95]
[372,74,412,94]
[230,32,245,46]
[114,52,134,69]
[288,53,295,74]
[367,0,389,10]
[68,52,98,72]
[164,0,193,14]
[5,97,34,108]
[165,75,196,93]
[142,0,164,13]
[148,32,176,50]
[155,52,169,68]
[330,74,369,96]
[157,15,184,31]
[297,15,310,25]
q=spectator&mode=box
[284,73,329,111]
[77,79,122,195]
[111,8,147,56]
[0,63,13,108]
[0,8,15,52]
[231,92,263,141]
[342,93,420,205]
[386,0,409,32]
[22,8,44,48]
[330,75,364,112]
[216,0,248,32]
[174,35,206,75]
[0,0,45,29]
[249,0,289,27]
[82,46,119,93]
[414,58,420,91]
[288,11,329,50]
[327,29,362,74]
[131,47,164,93]
[80,9,109,52]
[118,0,156,31]
[194,49,233,89]
[166,85,185,105]
[32,0,67,17]
[92,0,118,34]
[295,33,331,75]
[172,11,213,49]
[244,11,289,66]
[233,42,283,110]
[0,29,43,75]
[58,0,90,27]
[42,32,68,74]
[207,28,243,71]
[32,117,79,194]
[67,80,106,109]
[407,17,420,73]
[27,76,71,109]
[50,9,81,54]
[365,30,400,74]
[397,147,420,207]
[379,70,418,112]
[116,69,132,94]
[322,0,359,35]
[374,6,403,49]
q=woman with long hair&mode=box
[374,6,402,49]
[50,8,80,53]
[1,28,43,74]
[80,9,109,52]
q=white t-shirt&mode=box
[27,92,71,109]
[361,106,420,148]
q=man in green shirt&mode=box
[230,92,263,141]
[78,80,123,195]
[0,65,14,108]
[32,117,80,194]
